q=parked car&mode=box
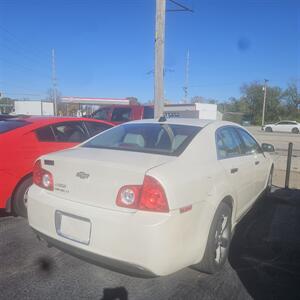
[263,120,300,133]
[89,105,154,125]
[28,119,274,277]
[0,116,113,217]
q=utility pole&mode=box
[183,48,190,103]
[261,79,269,129]
[51,48,57,116]
[154,0,166,119]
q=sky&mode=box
[0,0,299,103]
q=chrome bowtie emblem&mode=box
[76,172,90,179]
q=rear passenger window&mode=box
[216,127,243,159]
[237,128,262,154]
[35,126,55,142]
[52,122,87,143]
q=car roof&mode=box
[7,115,113,125]
[127,118,234,128]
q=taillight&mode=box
[116,176,169,213]
[116,185,141,209]
[33,160,54,191]
[139,176,169,212]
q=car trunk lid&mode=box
[43,147,174,211]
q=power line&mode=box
[0,25,50,60]
[168,0,194,12]
[0,40,49,68]
[0,80,40,92]
[0,56,51,80]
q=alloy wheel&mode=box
[214,214,230,264]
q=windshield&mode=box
[0,119,29,133]
[83,123,201,156]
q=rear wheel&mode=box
[265,127,272,132]
[292,128,299,134]
[12,177,32,218]
[193,201,232,274]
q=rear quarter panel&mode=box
[146,124,237,263]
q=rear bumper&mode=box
[28,185,213,276]
[33,229,156,278]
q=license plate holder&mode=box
[55,211,91,245]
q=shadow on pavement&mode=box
[229,188,300,300]
[101,287,128,300]
[0,209,11,218]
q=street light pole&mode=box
[154,0,166,119]
[261,79,268,129]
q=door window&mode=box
[143,106,154,119]
[111,107,131,122]
[216,127,243,159]
[52,122,87,143]
[92,108,110,121]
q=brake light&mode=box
[116,176,169,213]
[33,160,54,191]
[139,176,169,212]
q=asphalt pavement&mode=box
[0,210,250,300]
[248,127,300,189]
[1,185,300,299]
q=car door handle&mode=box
[230,168,239,174]
[255,161,260,165]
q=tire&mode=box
[12,177,32,218]
[265,127,272,132]
[193,201,232,274]
[292,128,299,134]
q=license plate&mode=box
[55,211,91,245]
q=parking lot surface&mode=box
[1,188,300,299]
[0,210,250,300]
[248,127,300,189]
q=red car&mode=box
[0,116,113,217]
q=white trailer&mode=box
[164,103,222,120]
[14,101,54,116]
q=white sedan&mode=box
[28,119,274,277]
[263,120,300,134]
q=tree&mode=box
[240,82,283,124]
[0,97,14,114]
[126,97,139,105]
[190,96,205,104]
[46,88,66,115]
[282,81,299,114]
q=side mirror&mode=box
[261,143,275,152]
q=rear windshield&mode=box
[83,123,201,156]
[0,120,29,133]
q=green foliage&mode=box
[0,97,14,114]
[219,82,299,125]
